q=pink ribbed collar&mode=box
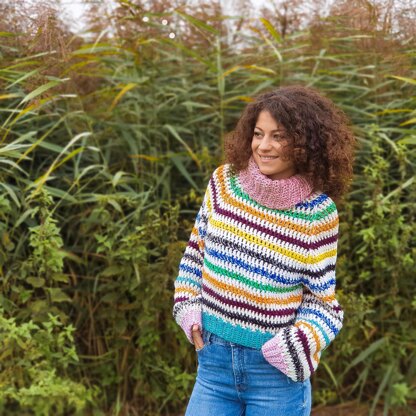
[237,157,313,210]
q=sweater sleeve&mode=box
[173,179,212,344]
[261,197,343,381]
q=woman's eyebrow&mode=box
[254,126,285,132]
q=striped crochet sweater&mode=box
[173,163,343,382]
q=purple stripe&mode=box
[188,240,199,252]
[174,296,188,304]
[210,178,338,250]
[202,284,296,317]
[295,327,314,375]
[311,234,338,250]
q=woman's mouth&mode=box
[258,155,278,161]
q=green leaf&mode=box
[398,135,416,144]
[52,273,69,283]
[170,154,199,190]
[388,75,416,85]
[101,265,125,277]
[48,288,71,303]
[400,118,416,126]
[101,292,120,303]
[260,18,282,43]
[27,277,46,288]
[343,337,387,375]
[370,364,393,416]
[176,11,220,35]
[20,80,65,104]
[164,124,200,167]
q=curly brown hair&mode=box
[224,85,356,202]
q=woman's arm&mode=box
[173,180,212,344]
[262,197,343,381]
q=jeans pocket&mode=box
[195,329,211,353]
[195,344,206,352]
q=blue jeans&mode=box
[185,330,311,416]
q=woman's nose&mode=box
[258,136,273,150]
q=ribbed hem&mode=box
[261,335,289,374]
[180,309,202,344]
[202,312,274,350]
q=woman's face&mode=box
[251,110,296,180]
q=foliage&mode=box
[0,311,94,415]
[0,0,415,414]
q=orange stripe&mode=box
[315,216,339,234]
[176,287,199,297]
[216,166,316,235]
[318,293,336,302]
[203,269,302,305]
[295,320,321,363]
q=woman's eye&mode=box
[253,132,262,137]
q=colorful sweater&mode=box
[173,163,343,382]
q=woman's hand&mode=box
[192,324,204,350]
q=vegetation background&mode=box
[0,0,415,414]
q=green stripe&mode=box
[311,202,337,221]
[204,257,301,294]
[228,175,336,221]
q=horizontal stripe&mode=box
[202,268,302,306]
[175,287,199,296]
[300,308,339,335]
[209,216,309,263]
[215,165,338,239]
[202,312,275,350]
[182,252,203,266]
[175,276,201,288]
[188,239,201,253]
[213,167,312,235]
[210,185,314,249]
[174,296,189,304]
[209,216,337,265]
[205,231,336,281]
[204,257,301,293]
[203,298,290,331]
[179,263,202,278]
[205,245,336,292]
[203,284,297,318]
[214,197,340,252]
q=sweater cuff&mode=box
[180,309,202,344]
[261,335,289,375]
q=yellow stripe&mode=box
[206,192,212,212]
[216,166,314,235]
[203,269,302,305]
[209,217,336,264]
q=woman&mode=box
[173,85,355,416]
